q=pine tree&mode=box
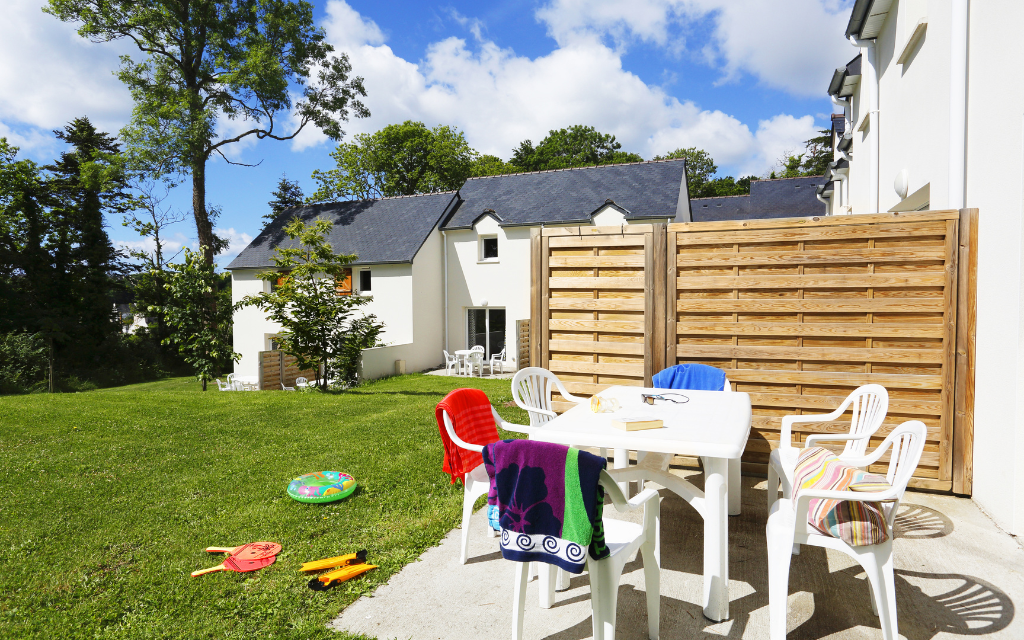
[264,174,305,229]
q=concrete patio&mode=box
[332,469,1023,640]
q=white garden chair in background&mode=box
[442,351,460,376]
[767,384,889,510]
[215,378,233,391]
[295,376,309,389]
[511,367,587,426]
[509,465,661,640]
[767,420,927,640]
[487,347,506,376]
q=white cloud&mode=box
[534,0,854,97]
[214,227,254,266]
[0,0,134,151]
[316,0,821,176]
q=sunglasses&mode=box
[641,392,689,405]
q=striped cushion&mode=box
[793,447,891,546]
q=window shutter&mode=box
[336,268,352,296]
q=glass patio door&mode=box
[467,308,506,358]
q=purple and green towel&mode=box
[482,439,609,574]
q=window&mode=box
[270,272,289,292]
[480,235,498,261]
[467,308,506,358]
[359,269,371,292]
[335,268,352,296]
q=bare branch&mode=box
[212,147,263,167]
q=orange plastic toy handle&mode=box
[191,563,227,577]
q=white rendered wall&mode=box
[355,263,414,345]
[965,0,1024,537]
[445,214,532,367]
[839,0,1024,534]
[231,269,282,378]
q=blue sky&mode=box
[1,0,855,266]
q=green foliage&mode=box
[510,125,643,172]
[310,121,475,201]
[46,0,370,263]
[470,154,517,177]
[336,314,385,386]
[771,129,833,179]
[240,219,384,390]
[0,120,154,391]
[264,173,305,229]
[652,146,755,197]
[161,248,238,390]
[0,374,528,638]
[0,333,47,394]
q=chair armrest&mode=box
[599,470,659,512]
[780,411,846,448]
[803,432,874,448]
[491,406,536,436]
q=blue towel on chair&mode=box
[653,363,727,391]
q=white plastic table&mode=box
[529,385,752,621]
[454,349,482,376]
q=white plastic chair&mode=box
[510,467,660,640]
[511,367,587,427]
[281,382,295,391]
[487,347,507,375]
[440,407,533,564]
[215,378,233,391]
[295,376,308,389]
[443,351,460,376]
[767,384,889,510]
[767,420,927,640]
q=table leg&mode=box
[703,457,729,621]
[613,448,629,496]
[729,457,741,516]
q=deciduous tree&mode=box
[239,218,383,390]
[510,125,643,172]
[310,121,475,201]
[161,247,237,390]
[46,0,370,264]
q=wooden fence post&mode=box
[953,208,979,494]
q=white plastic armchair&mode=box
[441,407,534,564]
[442,350,459,376]
[487,347,507,375]
[511,367,587,427]
[295,376,308,388]
[767,420,927,640]
[767,384,888,510]
[215,378,233,391]
[511,468,660,640]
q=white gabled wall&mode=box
[838,0,1024,535]
[231,269,282,378]
[445,214,532,365]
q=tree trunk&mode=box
[202,377,207,391]
[192,160,214,265]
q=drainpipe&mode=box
[948,0,969,209]
[851,35,879,213]
[831,95,855,162]
[442,229,448,352]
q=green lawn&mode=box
[0,374,528,639]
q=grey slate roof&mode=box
[441,159,689,229]
[226,191,457,270]
[690,176,827,222]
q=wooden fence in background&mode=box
[258,351,317,390]
[516,319,531,370]
[531,210,978,493]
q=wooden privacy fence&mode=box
[258,350,317,390]
[516,319,531,370]
[530,210,978,493]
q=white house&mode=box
[228,159,692,382]
[817,0,1024,536]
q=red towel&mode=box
[436,388,500,484]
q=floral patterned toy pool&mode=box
[287,471,357,504]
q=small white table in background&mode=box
[528,385,752,622]
[454,349,482,376]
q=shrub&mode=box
[0,333,47,394]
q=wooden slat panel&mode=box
[548,340,645,355]
[675,273,946,290]
[545,224,654,237]
[550,255,646,267]
[677,247,945,268]
[679,344,944,364]
[674,220,950,245]
[668,209,960,233]
[548,360,646,377]
[676,298,944,314]
[549,319,645,333]
[720,368,942,389]
[675,321,945,339]
[549,276,646,289]
[549,298,646,311]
